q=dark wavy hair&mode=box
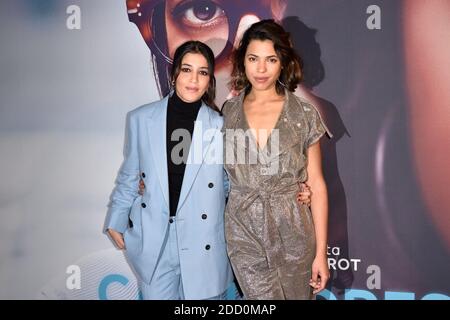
[170,41,219,111]
[230,19,302,95]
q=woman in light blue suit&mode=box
[104,41,233,299]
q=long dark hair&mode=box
[230,19,302,95]
[170,41,219,111]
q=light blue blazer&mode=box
[104,94,233,299]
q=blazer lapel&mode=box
[176,104,216,214]
[146,95,170,210]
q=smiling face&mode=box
[174,52,211,103]
[244,39,282,93]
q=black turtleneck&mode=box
[166,92,202,216]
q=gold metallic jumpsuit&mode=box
[222,90,332,299]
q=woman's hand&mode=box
[107,228,125,250]
[309,254,330,294]
[297,182,312,205]
[138,178,145,195]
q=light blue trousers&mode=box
[138,216,226,300]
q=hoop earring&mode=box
[277,79,287,87]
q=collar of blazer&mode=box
[146,91,221,214]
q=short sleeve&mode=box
[220,99,238,134]
[305,103,333,147]
[221,100,231,116]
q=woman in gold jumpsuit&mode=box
[222,20,332,299]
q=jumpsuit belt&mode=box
[230,181,301,269]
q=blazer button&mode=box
[201,213,207,220]
[208,182,214,188]
[141,203,146,208]
[169,218,174,224]
[205,244,211,250]
[141,172,146,178]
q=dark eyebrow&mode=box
[246,53,278,59]
[181,63,209,70]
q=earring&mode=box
[277,79,287,87]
